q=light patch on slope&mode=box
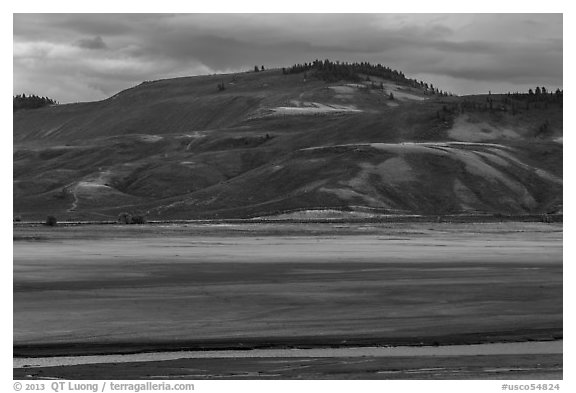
[486,148,562,185]
[271,101,362,115]
[319,187,389,207]
[184,131,207,138]
[292,179,329,195]
[389,90,427,101]
[329,85,357,101]
[338,79,427,101]
[42,123,68,138]
[185,132,208,150]
[328,86,356,94]
[453,179,481,212]
[261,209,377,220]
[448,114,520,142]
[76,170,116,194]
[330,158,415,207]
[302,142,514,154]
[376,157,416,184]
[438,141,515,150]
[449,149,536,208]
[302,142,514,156]
[379,81,427,101]
[346,159,415,194]
[451,150,515,187]
[369,143,449,156]
[138,135,163,142]
[346,83,366,89]
[74,170,114,192]
[76,181,111,190]
[474,151,511,167]
[65,170,115,211]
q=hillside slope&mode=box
[13,68,563,220]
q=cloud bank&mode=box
[13,13,562,103]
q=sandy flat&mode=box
[14,223,562,351]
[14,340,562,368]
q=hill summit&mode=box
[13,61,563,221]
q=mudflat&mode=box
[14,353,563,380]
[13,222,562,378]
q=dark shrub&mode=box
[45,216,57,226]
[118,212,146,224]
[131,215,147,224]
[540,213,552,223]
[13,216,22,222]
[118,212,133,224]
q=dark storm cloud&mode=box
[405,39,563,84]
[13,13,563,103]
[135,15,458,67]
[75,36,107,50]
[13,13,150,39]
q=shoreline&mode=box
[14,340,563,369]
[12,213,563,226]
[14,328,562,358]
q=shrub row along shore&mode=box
[12,213,563,227]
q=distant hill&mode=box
[13,63,563,220]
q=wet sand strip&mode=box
[15,354,564,380]
[14,340,562,369]
[14,327,562,358]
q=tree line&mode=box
[507,87,563,104]
[460,87,563,114]
[13,94,58,112]
[281,59,452,96]
[438,87,562,117]
[434,87,562,138]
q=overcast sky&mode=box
[13,13,562,103]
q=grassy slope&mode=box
[13,69,563,220]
